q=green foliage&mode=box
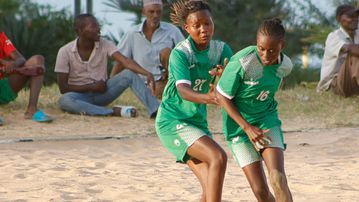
[0,0,74,84]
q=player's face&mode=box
[339,13,359,32]
[184,10,214,50]
[143,4,163,29]
[80,17,101,41]
[256,34,283,66]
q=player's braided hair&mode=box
[170,0,211,27]
[257,17,285,40]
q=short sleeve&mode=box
[117,31,133,58]
[102,39,118,57]
[0,32,16,57]
[54,46,70,73]
[217,57,244,99]
[169,49,191,86]
[325,32,346,57]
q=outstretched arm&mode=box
[110,62,125,78]
[177,83,218,105]
[112,51,155,93]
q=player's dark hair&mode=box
[257,17,285,41]
[74,13,96,34]
[170,0,211,27]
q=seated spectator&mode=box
[0,32,52,126]
[110,0,184,99]
[317,5,359,97]
[55,14,159,118]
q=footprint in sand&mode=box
[13,173,26,179]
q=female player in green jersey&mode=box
[155,0,232,201]
[217,18,293,202]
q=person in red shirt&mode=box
[0,32,52,125]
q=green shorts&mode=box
[0,78,17,104]
[227,126,286,168]
[156,120,212,163]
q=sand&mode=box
[0,121,358,201]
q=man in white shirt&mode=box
[55,14,159,118]
[111,0,184,99]
[317,5,359,96]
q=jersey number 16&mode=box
[256,90,270,101]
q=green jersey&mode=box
[217,46,293,140]
[157,37,233,126]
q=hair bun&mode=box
[272,17,283,25]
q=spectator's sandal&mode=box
[32,110,53,123]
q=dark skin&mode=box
[142,4,162,41]
[217,33,292,202]
[110,4,170,97]
[58,16,155,95]
[338,12,359,56]
[180,9,228,202]
[1,47,46,118]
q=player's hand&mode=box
[0,59,16,73]
[90,80,107,93]
[243,125,271,150]
[207,84,219,105]
[146,73,156,95]
[208,58,229,78]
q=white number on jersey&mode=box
[193,79,207,91]
[256,90,270,101]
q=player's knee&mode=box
[28,55,46,70]
[211,149,227,169]
[269,169,288,191]
[252,184,271,201]
[58,94,75,110]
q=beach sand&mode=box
[0,126,358,201]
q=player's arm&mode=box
[177,83,218,105]
[0,50,26,73]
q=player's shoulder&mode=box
[173,38,192,56]
[232,46,258,68]
[207,39,226,52]
[276,53,293,78]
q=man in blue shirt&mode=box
[111,0,184,99]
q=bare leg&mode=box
[187,158,208,202]
[262,148,293,202]
[8,55,45,118]
[187,135,227,202]
[242,161,275,202]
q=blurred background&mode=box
[1,0,357,88]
